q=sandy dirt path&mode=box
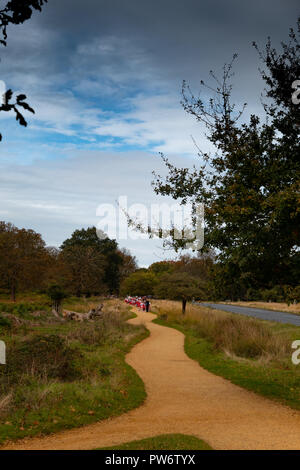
[2,308,300,450]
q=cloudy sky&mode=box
[0,0,298,265]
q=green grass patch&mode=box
[154,308,300,411]
[0,292,50,306]
[0,301,149,445]
[98,434,212,450]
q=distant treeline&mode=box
[121,254,300,304]
[0,222,137,301]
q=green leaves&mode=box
[153,19,300,298]
[0,90,35,141]
[0,1,48,140]
[0,1,48,45]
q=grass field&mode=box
[152,300,300,410]
[0,298,148,445]
[0,292,109,314]
[63,296,109,313]
[99,434,212,450]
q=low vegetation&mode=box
[63,296,108,314]
[99,434,212,450]
[0,298,148,445]
[153,300,300,410]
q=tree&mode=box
[154,272,204,314]
[61,227,123,294]
[118,248,138,281]
[173,252,214,281]
[47,283,66,314]
[60,227,109,251]
[60,244,107,297]
[120,271,158,297]
[148,261,176,275]
[0,1,49,141]
[0,221,49,300]
[0,0,48,46]
[152,19,300,299]
[44,246,72,292]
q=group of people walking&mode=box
[125,296,151,312]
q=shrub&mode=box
[0,314,12,330]
[286,286,300,304]
[12,303,31,316]
[259,286,286,303]
[47,284,66,312]
[0,335,81,389]
[245,288,261,301]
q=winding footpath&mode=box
[2,309,300,450]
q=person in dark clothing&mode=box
[145,299,150,312]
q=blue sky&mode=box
[0,0,299,265]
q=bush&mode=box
[0,314,12,330]
[11,304,32,316]
[286,286,300,304]
[245,288,261,301]
[0,335,81,389]
[259,286,285,303]
[47,284,66,312]
[257,285,300,304]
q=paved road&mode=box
[198,302,300,326]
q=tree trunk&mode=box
[182,299,187,315]
[11,283,16,302]
[53,300,62,314]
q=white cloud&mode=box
[0,150,199,265]
[94,92,212,155]
[1,32,210,156]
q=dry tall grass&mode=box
[152,300,291,362]
[63,297,104,313]
[66,309,128,346]
[63,297,130,315]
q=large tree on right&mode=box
[153,19,300,300]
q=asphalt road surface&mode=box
[199,302,300,326]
